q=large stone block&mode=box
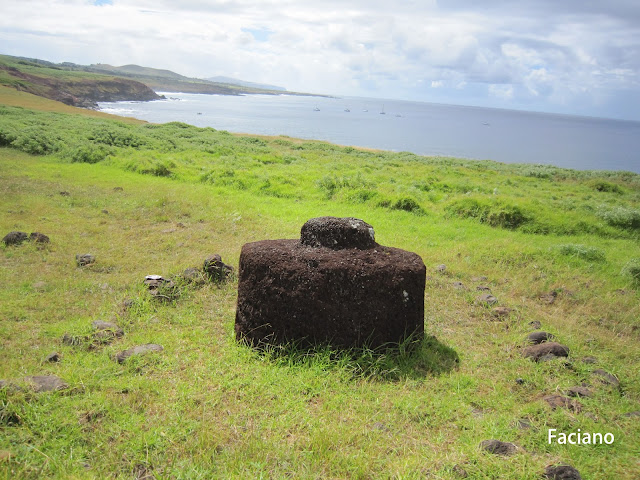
[235,217,426,348]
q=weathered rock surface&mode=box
[592,369,620,387]
[76,254,95,267]
[543,394,582,412]
[491,306,511,318]
[45,352,61,363]
[235,217,426,348]
[29,232,50,244]
[2,231,28,246]
[476,294,498,305]
[92,320,124,340]
[544,464,582,480]
[203,254,234,282]
[479,439,518,456]
[115,344,163,363]
[527,331,555,344]
[24,375,69,392]
[567,386,593,398]
[523,342,569,361]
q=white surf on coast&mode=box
[99,93,640,173]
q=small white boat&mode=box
[313,106,320,111]
[380,105,386,115]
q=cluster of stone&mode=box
[2,231,50,246]
[235,217,426,348]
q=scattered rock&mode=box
[176,222,186,228]
[452,464,468,478]
[59,191,70,196]
[527,331,555,344]
[101,209,109,214]
[544,464,582,480]
[45,352,61,363]
[517,418,532,429]
[543,395,582,412]
[133,463,154,480]
[452,281,466,290]
[62,333,88,346]
[122,298,135,310]
[529,320,542,329]
[113,187,123,192]
[76,254,95,267]
[181,267,207,286]
[581,356,598,364]
[515,378,525,385]
[2,231,28,246]
[203,254,234,282]
[476,294,498,305]
[24,375,69,393]
[523,342,569,361]
[29,232,50,244]
[591,369,620,387]
[235,216,426,348]
[472,276,488,282]
[371,422,389,431]
[623,411,640,418]
[115,344,164,364]
[567,386,593,398]
[435,264,446,273]
[492,306,511,318]
[144,275,179,301]
[92,320,124,340]
[539,291,558,305]
[479,439,518,456]
[476,285,491,292]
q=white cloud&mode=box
[1,0,639,118]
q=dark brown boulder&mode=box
[479,439,518,456]
[235,217,425,348]
[523,342,569,361]
[29,232,50,244]
[2,231,28,246]
[527,331,555,344]
[543,394,582,412]
[203,255,234,282]
[76,254,95,267]
[544,465,582,480]
[114,344,163,364]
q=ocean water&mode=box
[98,93,640,173]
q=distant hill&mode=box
[206,76,286,92]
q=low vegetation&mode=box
[0,91,639,478]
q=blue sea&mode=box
[98,93,640,173]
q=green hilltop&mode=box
[0,85,639,479]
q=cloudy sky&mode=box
[2,0,640,120]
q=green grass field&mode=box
[1,91,639,479]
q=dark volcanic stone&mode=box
[523,342,569,361]
[45,352,61,363]
[527,331,555,344]
[115,344,163,364]
[29,232,50,244]
[24,375,68,392]
[235,217,425,348]
[544,465,582,480]
[529,320,542,329]
[476,294,498,305]
[300,216,376,250]
[581,356,598,364]
[592,369,620,387]
[92,320,124,339]
[2,231,28,246]
[567,386,593,398]
[76,254,95,266]
[543,394,582,412]
[479,439,517,456]
[203,255,234,282]
[492,306,511,318]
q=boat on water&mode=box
[380,105,386,115]
[344,107,350,112]
[313,106,320,111]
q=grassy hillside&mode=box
[0,98,639,479]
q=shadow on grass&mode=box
[253,334,459,382]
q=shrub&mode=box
[556,244,606,262]
[391,197,424,214]
[596,206,640,231]
[445,198,529,230]
[68,144,111,164]
[621,258,640,284]
[89,125,145,148]
[11,127,59,155]
[587,180,623,194]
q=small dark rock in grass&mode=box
[515,378,525,385]
[567,386,593,398]
[45,352,61,363]
[581,356,598,364]
[543,394,582,412]
[182,267,207,286]
[62,333,89,346]
[492,306,511,318]
[479,439,518,456]
[59,191,70,196]
[101,209,109,214]
[476,285,491,292]
[29,232,50,244]
[203,254,234,283]
[92,320,124,340]
[435,264,446,273]
[476,293,498,305]
[591,369,620,387]
[544,464,582,480]
[523,342,569,361]
[529,320,542,329]
[2,231,28,246]
[114,344,163,364]
[452,464,468,478]
[113,187,123,192]
[517,418,532,429]
[623,411,640,418]
[527,331,555,344]
[539,291,558,305]
[24,375,68,393]
[452,281,466,290]
[76,253,96,267]
[371,422,389,431]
